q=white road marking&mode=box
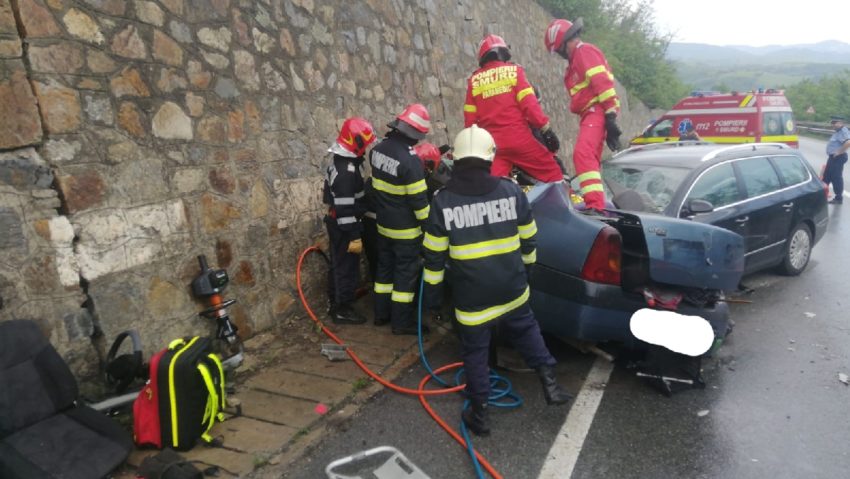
[537,358,615,479]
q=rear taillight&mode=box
[581,226,622,285]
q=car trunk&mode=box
[529,184,745,292]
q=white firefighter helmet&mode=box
[452,124,496,162]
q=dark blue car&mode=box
[528,180,745,346]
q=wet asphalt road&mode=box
[282,138,850,479]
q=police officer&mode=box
[323,118,377,324]
[825,115,850,204]
[545,18,623,210]
[463,35,563,183]
[422,125,572,436]
[370,104,432,334]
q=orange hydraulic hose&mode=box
[296,246,503,479]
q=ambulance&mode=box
[631,89,799,148]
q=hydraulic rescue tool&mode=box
[192,255,244,370]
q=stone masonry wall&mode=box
[0,0,650,384]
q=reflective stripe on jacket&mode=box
[463,60,549,134]
[565,42,620,116]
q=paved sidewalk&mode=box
[116,297,450,478]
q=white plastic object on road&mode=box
[630,308,715,357]
[325,446,430,479]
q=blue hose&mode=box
[416,275,522,479]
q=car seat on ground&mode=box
[0,319,132,479]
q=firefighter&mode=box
[370,104,433,335]
[323,117,377,324]
[414,142,453,201]
[464,34,563,183]
[422,125,573,436]
[545,18,624,210]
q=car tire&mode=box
[779,223,812,276]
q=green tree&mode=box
[784,70,850,122]
[538,0,691,109]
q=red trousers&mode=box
[573,109,606,209]
[490,129,563,183]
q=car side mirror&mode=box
[687,199,714,214]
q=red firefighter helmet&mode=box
[544,18,584,53]
[414,142,441,171]
[332,117,376,157]
[388,103,430,140]
[477,34,510,63]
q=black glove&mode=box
[540,127,560,153]
[605,113,623,152]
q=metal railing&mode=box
[796,121,833,137]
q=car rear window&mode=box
[771,155,809,186]
[603,163,689,213]
[736,157,781,198]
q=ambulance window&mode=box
[687,163,740,208]
[782,112,796,134]
[771,155,809,186]
[736,157,781,198]
[763,113,783,135]
[648,119,673,138]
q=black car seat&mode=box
[0,319,132,479]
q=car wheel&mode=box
[780,223,812,276]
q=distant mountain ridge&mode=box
[666,41,850,90]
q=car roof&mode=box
[610,142,798,170]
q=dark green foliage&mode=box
[538,0,690,109]
[783,70,850,122]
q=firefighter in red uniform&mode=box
[323,118,377,324]
[545,18,623,210]
[464,34,563,183]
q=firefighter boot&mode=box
[331,303,367,325]
[462,401,490,437]
[537,365,573,405]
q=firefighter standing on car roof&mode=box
[323,118,377,325]
[463,34,564,183]
[545,18,624,210]
[422,125,573,436]
[370,104,433,335]
[824,115,850,205]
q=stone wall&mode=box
[0,0,650,383]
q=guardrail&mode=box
[797,121,833,137]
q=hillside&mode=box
[668,41,850,90]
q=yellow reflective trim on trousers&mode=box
[423,232,449,251]
[374,282,393,294]
[569,65,610,95]
[407,179,427,195]
[576,171,602,183]
[169,336,200,448]
[372,177,406,195]
[518,220,537,239]
[449,234,520,261]
[414,204,430,221]
[392,290,415,303]
[516,87,535,103]
[522,249,537,264]
[455,286,530,326]
[423,268,444,285]
[464,104,477,113]
[581,183,605,194]
[377,224,422,240]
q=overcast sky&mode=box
[648,0,850,46]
